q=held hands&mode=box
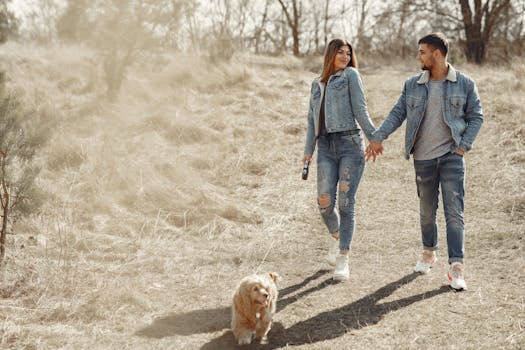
[365,141,384,162]
[454,148,465,156]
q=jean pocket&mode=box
[342,134,364,152]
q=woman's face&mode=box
[333,45,351,71]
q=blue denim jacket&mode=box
[304,67,376,155]
[371,65,483,160]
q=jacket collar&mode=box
[417,64,457,84]
[332,69,344,77]
[318,69,344,88]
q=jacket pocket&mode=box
[330,77,348,91]
[406,95,424,111]
[449,96,466,117]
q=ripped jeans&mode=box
[414,152,465,264]
[316,131,365,251]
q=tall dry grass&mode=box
[0,44,309,348]
[0,43,523,349]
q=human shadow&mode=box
[277,269,334,312]
[135,269,330,338]
[201,273,451,350]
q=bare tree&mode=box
[184,0,201,49]
[355,0,369,52]
[459,0,512,63]
[252,1,270,54]
[417,0,513,63]
[371,1,430,58]
[56,0,89,43]
[514,0,525,55]
[321,0,349,49]
[208,0,235,59]
[24,0,62,43]
[309,0,322,53]
[0,0,18,44]
[277,0,302,55]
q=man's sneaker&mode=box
[333,254,349,281]
[448,262,467,291]
[326,236,339,266]
[414,250,437,274]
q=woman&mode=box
[303,38,378,281]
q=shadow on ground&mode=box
[135,269,331,338]
[199,272,451,350]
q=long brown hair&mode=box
[320,38,358,83]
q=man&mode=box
[367,33,483,290]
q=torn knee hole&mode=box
[318,194,330,208]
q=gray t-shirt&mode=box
[413,80,455,160]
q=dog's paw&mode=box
[260,335,269,345]
[238,335,252,345]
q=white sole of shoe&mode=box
[333,274,349,281]
[414,257,437,274]
[414,265,431,274]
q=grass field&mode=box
[0,43,523,349]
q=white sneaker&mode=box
[326,236,339,266]
[414,250,437,274]
[448,262,467,291]
[333,254,349,281]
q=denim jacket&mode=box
[304,67,376,155]
[371,65,483,160]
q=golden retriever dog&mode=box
[231,272,280,345]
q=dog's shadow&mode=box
[135,305,231,338]
[200,272,451,349]
[135,269,331,338]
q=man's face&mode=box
[417,43,436,70]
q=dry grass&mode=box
[0,42,523,349]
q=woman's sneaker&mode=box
[333,254,349,281]
[414,250,437,274]
[326,236,339,266]
[448,262,467,291]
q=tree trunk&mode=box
[356,0,368,51]
[465,38,485,64]
[459,0,511,64]
[323,0,330,50]
[292,27,299,56]
[277,0,301,56]
[0,179,9,262]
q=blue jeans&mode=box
[414,152,465,264]
[316,131,365,251]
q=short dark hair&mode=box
[418,33,449,57]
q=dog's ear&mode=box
[268,272,280,283]
[235,281,252,312]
